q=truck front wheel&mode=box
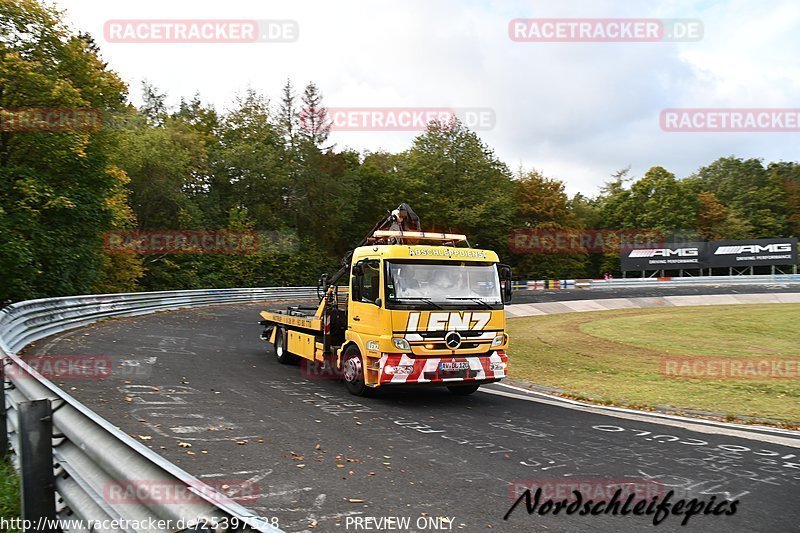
[341,346,368,396]
[274,328,298,364]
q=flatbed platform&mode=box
[267,305,318,318]
[260,307,322,332]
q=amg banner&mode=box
[620,239,799,271]
[620,242,708,271]
[708,238,798,268]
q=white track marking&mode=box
[482,384,800,447]
[39,329,85,355]
[261,487,313,498]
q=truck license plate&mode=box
[440,361,470,371]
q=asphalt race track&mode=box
[23,287,800,533]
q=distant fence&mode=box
[512,274,800,291]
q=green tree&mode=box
[0,0,131,301]
[91,166,144,294]
[299,82,331,148]
[399,120,515,254]
[213,89,286,229]
[595,167,697,275]
[339,150,408,247]
[115,117,208,230]
[510,169,588,279]
[277,78,299,151]
[628,166,697,234]
[597,168,634,229]
[515,169,574,227]
[140,81,167,126]
[769,161,800,237]
[689,157,788,238]
[569,193,602,230]
[696,191,728,240]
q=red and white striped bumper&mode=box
[378,351,508,384]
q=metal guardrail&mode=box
[514,274,800,291]
[2,287,317,532]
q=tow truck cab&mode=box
[345,244,511,392]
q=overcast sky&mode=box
[51,0,800,196]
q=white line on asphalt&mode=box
[199,470,265,478]
[170,424,239,434]
[481,384,800,447]
[39,328,85,355]
[260,487,313,497]
[495,382,800,435]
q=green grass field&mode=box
[0,457,20,532]
[507,304,800,426]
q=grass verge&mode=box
[0,455,21,532]
[507,304,800,427]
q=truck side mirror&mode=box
[499,264,513,304]
[351,264,363,302]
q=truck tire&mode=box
[274,328,298,364]
[341,346,368,396]
[447,383,481,395]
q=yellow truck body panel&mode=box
[259,243,510,392]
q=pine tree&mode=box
[278,78,298,150]
[299,82,331,148]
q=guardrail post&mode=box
[18,399,58,532]
[0,358,7,458]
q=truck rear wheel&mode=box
[274,328,298,364]
[341,346,368,396]
[447,383,481,395]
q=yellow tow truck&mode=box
[259,204,512,395]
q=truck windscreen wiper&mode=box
[446,297,496,310]
[395,297,443,309]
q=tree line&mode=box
[1,0,798,303]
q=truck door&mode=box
[349,258,387,338]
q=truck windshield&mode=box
[386,261,502,308]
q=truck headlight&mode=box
[392,338,411,351]
[492,334,505,347]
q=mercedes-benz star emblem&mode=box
[444,331,462,349]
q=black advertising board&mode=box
[620,238,799,271]
[708,238,798,268]
[620,242,708,271]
